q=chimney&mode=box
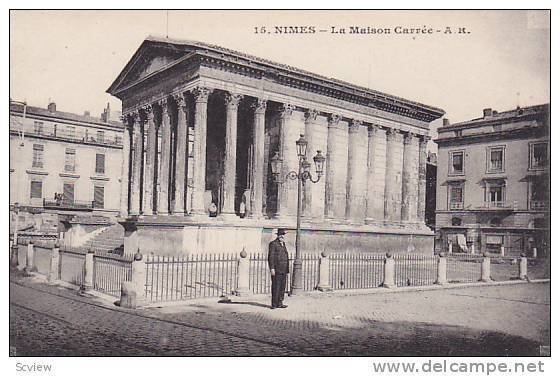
[483,108,493,117]
[47,101,56,113]
[84,110,90,117]
[442,118,450,126]
[492,110,498,116]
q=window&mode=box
[65,126,76,139]
[63,183,75,204]
[95,153,105,174]
[30,181,42,199]
[486,184,505,207]
[96,131,105,143]
[64,148,76,172]
[487,146,505,173]
[530,142,548,169]
[530,178,548,210]
[32,144,44,168]
[451,217,462,226]
[34,121,44,134]
[93,186,104,209]
[492,124,502,132]
[449,151,464,175]
[454,130,462,137]
[449,184,464,210]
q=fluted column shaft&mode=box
[302,109,318,218]
[276,104,297,218]
[130,114,142,215]
[250,99,267,219]
[158,100,172,214]
[119,120,131,217]
[366,125,387,222]
[143,107,156,214]
[191,87,212,216]
[346,119,366,222]
[222,93,243,217]
[384,129,404,221]
[173,94,189,215]
[324,114,341,219]
[417,136,428,223]
[401,133,419,222]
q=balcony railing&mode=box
[478,201,517,210]
[530,200,548,210]
[43,199,94,211]
[10,122,122,147]
[449,202,464,210]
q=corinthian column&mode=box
[173,93,189,216]
[158,99,172,215]
[302,109,318,218]
[324,114,341,219]
[276,103,297,218]
[401,132,419,222]
[221,92,243,218]
[417,136,429,224]
[250,98,267,219]
[346,119,367,222]
[365,125,387,223]
[190,87,212,217]
[142,106,156,214]
[130,113,142,215]
[384,129,404,222]
[119,116,132,217]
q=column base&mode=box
[218,212,239,221]
[317,285,333,292]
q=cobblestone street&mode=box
[10,274,550,356]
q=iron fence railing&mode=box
[330,253,385,290]
[144,254,238,302]
[394,254,438,287]
[93,253,133,297]
[446,254,483,283]
[59,247,86,286]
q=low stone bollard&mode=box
[80,250,95,293]
[436,252,447,285]
[470,243,475,254]
[24,241,37,273]
[500,246,505,257]
[120,251,146,309]
[317,251,332,292]
[532,247,538,259]
[48,242,60,283]
[480,253,492,282]
[382,253,395,288]
[518,254,528,280]
[234,250,250,297]
[448,242,453,254]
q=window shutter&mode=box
[95,154,105,174]
[63,183,74,204]
[30,181,42,199]
[94,186,104,209]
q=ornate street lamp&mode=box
[271,134,326,295]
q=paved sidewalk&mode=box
[10,273,550,356]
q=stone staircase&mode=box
[83,223,124,254]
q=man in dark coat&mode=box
[268,228,289,309]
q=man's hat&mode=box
[277,228,287,235]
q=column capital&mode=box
[140,105,154,121]
[251,98,267,114]
[225,92,244,109]
[158,98,170,115]
[386,128,400,141]
[172,92,187,110]
[368,123,382,136]
[192,87,213,103]
[304,108,319,124]
[419,135,431,146]
[349,119,363,133]
[327,113,342,127]
[403,131,414,144]
[279,103,296,119]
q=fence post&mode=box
[79,250,95,294]
[48,241,60,283]
[448,241,453,254]
[436,252,447,285]
[470,243,475,254]
[120,251,147,309]
[532,247,538,259]
[10,243,19,268]
[518,254,528,280]
[235,250,250,296]
[317,251,332,292]
[382,253,395,288]
[480,252,492,282]
[24,241,37,273]
[500,246,505,257]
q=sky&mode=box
[9,10,550,149]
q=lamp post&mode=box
[270,134,325,295]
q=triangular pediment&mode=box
[107,40,193,95]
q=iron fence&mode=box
[59,247,86,286]
[144,253,238,302]
[490,257,522,282]
[248,253,318,294]
[33,246,53,275]
[93,253,133,297]
[394,253,438,287]
[330,253,385,290]
[446,254,483,283]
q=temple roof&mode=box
[108,36,445,122]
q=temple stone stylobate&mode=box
[107,36,445,255]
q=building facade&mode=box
[10,101,124,232]
[434,104,550,256]
[107,36,445,255]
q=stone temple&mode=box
[107,36,445,255]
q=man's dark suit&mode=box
[268,238,289,307]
